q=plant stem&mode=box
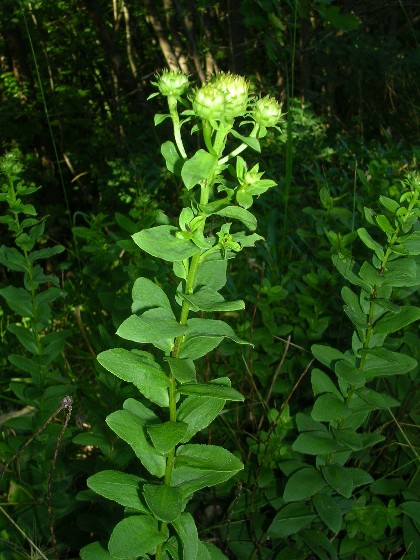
[10,178,44,378]
[202,120,216,154]
[218,123,259,165]
[156,132,226,558]
[359,190,418,368]
[167,96,187,159]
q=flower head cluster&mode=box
[193,72,250,121]
[193,84,226,121]
[253,96,283,128]
[0,152,24,177]
[156,69,189,98]
[211,73,249,119]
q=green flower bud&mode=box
[157,69,189,97]
[253,96,283,127]
[244,169,263,186]
[0,152,23,176]
[212,72,249,118]
[193,84,226,120]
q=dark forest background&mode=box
[1,0,418,220]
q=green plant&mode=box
[261,172,420,559]
[80,70,283,559]
[0,152,73,553]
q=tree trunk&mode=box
[144,0,180,70]
[226,0,246,74]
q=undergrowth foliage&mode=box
[0,73,418,560]
[0,153,73,552]
[263,173,420,560]
[80,72,283,559]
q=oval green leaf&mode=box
[108,515,166,558]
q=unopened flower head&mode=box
[193,84,226,120]
[212,72,249,118]
[244,168,263,186]
[0,152,23,176]
[157,69,189,98]
[253,96,283,128]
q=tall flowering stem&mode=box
[81,69,283,560]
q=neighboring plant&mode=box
[0,153,73,551]
[80,70,283,559]
[260,173,419,559]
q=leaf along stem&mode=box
[342,188,419,407]
[359,190,418,368]
[155,149,223,559]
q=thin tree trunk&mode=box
[174,0,206,82]
[144,0,179,70]
[121,0,139,80]
[162,0,189,74]
[226,0,246,74]
[84,0,136,94]
[200,4,219,77]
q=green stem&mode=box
[218,122,259,165]
[155,122,230,557]
[202,120,216,154]
[360,194,418,367]
[213,122,231,155]
[346,189,418,403]
[167,96,187,159]
[156,172,217,559]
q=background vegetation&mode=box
[0,1,419,559]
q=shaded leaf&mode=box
[180,318,249,360]
[373,306,420,335]
[181,150,218,190]
[357,228,384,260]
[147,421,188,454]
[143,484,184,522]
[311,368,341,398]
[313,494,342,533]
[87,470,146,511]
[202,542,229,560]
[108,515,166,558]
[131,277,172,314]
[292,431,338,455]
[179,286,244,312]
[177,393,226,441]
[161,140,183,175]
[215,206,257,231]
[268,503,316,537]
[133,226,198,261]
[311,344,346,372]
[80,542,127,560]
[361,347,417,378]
[98,349,169,407]
[165,357,196,383]
[321,464,353,497]
[171,444,243,496]
[177,383,243,401]
[0,286,33,316]
[172,512,198,560]
[283,467,327,502]
[312,393,351,422]
[106,410,166,478]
